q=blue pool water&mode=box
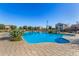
[22,32,70,44]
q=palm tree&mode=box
[47,26,53,33]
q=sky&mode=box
[0,3,79,27]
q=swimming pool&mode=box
[22,32,70,44]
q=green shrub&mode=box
[48,30,56,34]
[48,30,53,33]
[10,30,24,41]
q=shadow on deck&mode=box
[0,37,11,40]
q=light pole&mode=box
[46,20,48,32]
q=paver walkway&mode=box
[0,40,79,56]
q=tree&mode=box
[19,26,23,30]
[36,27,40,30]
[23,26,27,30]
[10,25,17,30]
[33,26,40,31]
[28,26,33,31]
[48,26,52,30]
[0,24,5,29]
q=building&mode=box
[5,25,11,31]
[55,23,68,32]
[70,23,79,33]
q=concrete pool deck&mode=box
[0,32,79,56]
